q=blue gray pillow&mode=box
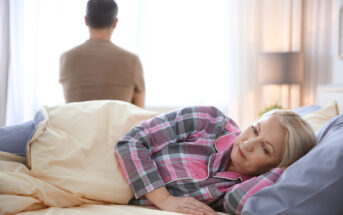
[242,114,343,215]
[293,105,321,116]
[0,111,43,157]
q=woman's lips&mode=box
[238,146,246,159]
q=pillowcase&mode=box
[302,100,338,132]
[0,121,34,156]
[0,111,43,157]
[242,114,343,215]
[293,105,320,116]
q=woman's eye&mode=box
[263,146,269,154]
[251,125,258,135]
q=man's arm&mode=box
[132,56,145,108]
[132,91,145,108]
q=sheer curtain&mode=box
[131,0,231,109]
[226,0,264,128]
[5,0,237,126]
[5,0,291,128]
[301,0,336,105]
[115,0,265,128]
[117,0,265,127]
[0,0,10,127]
[6,0,88,126]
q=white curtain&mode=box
[226,0,311,127]
[255,0,335,110]
[301,0,336,105]
[225,1,264,128]
[118,0,265,128]
[261,0,302,52]
[5,0,242,126]
[5,0,307,128]
[0,0,10,127]
[6,0,88,126]
[132,0,232,110]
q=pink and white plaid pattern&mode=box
[115,106,283,214]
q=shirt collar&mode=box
[215,121,241,152]
[215,171,252,182]
[212,121,251,181]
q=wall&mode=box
[0,0,9,127]
[332,0,343,83]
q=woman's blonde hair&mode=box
[262,110,317,167]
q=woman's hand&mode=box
[145,187,216,215]
[159,195,217,215]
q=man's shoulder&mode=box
[61,41,88,59]
[60,39,140,62]
[110,43,139,59]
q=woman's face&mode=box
[228,115,286,175]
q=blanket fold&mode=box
[0,100,159,214]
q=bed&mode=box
[1,84,343,215]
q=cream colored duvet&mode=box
[0,100,227,215]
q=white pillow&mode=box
[302,101,338,132]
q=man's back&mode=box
[59,39,145,103]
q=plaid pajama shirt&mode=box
[115,106,283,214]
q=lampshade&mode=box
[258,52,302,84]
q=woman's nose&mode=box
[242,139,255,152]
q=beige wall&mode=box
[332,0,343,83]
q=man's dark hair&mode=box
[86,0,118,29]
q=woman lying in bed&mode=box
[0,105,316,215]
[115,106,316,215]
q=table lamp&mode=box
[258,52,302,108]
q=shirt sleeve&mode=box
[222,168,283,215]
[115,106,228,199]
